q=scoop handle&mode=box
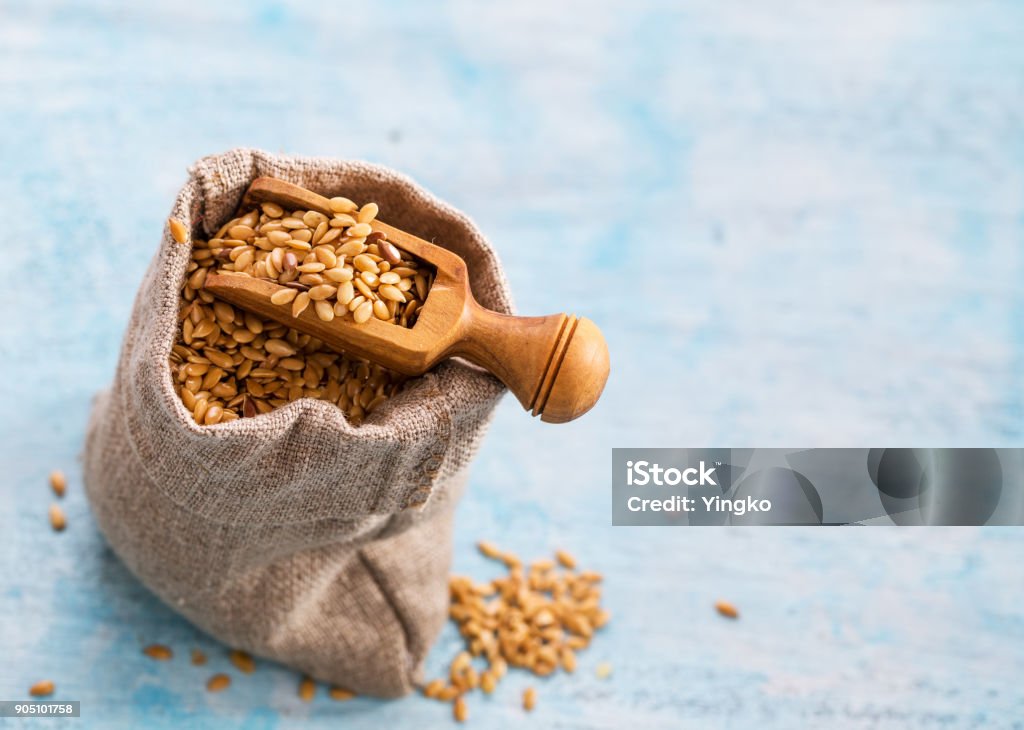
[450,301,610,423]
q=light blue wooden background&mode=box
[2,1,1023,728]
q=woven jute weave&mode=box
[83,149,511,697]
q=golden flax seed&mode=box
[143,644,173,661]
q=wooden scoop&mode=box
[204,178,609,423]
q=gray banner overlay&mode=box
[0,701,80,718]
[612,449,1024,526]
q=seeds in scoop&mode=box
[174,197,429,427]
[143,644,173,660]
[191,649,207,666]
[298,676,315,702]
[715,600,739,619]
[229,649,255,674]
[270,288,297,305]
[49,470,66,497]
[522,687,536,712]
[328,687,355,701]
[29,680,55,697]
[206,674,230,692]
[49,504,66,531]
[168,217,188,244]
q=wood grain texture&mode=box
[1,0,1023,728]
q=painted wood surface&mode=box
[1,1,1022,727]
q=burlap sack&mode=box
[83,149,511,697]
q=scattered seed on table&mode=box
[422,680,441,698]
[49,504,66,532]
[298,676,315,702]
[143,644,173,660]
[29,680,54,697]
[191,649,207,666]
[453,695,468,723]
[715,600,739,619]
[206,674,230,692]
[555,549,576,570]
[328,687,355,701]
[595,662,613,679]
[477,541,501,559]
[229,649,255,674]
[49,470,66,497]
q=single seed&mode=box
[336,281,355,305]
[308,284,337,301]
[267,229,291,245]
[378,240,401,265]
[324,266,353,283]
[595,662,613,679]
[315,300,335,322]
[229,649,255,674]
[329,196,357,213]
[453,695,468,723]
[477,541,502,559]
[352,254,378,273]
[423,679,445,698]
[353,300,374,324]
[264,338,297,356]
[270,288,298,305]
[143,644,173,660]
[29,681,55,697]
[556,550,577,570]
[328,687,356,701]
[291,292,311,317]
[298,676,316,702]
[715,600,739,619]
[206,674,231,692]
[191,649,207,665]
[261,202,284,218]
[338,240,365,256]
[49,470,66,497]
[49,504,66,532]
[523,687,537,712]
[378,284,405,303]
[373,299,390,321]
[348,222,373,238]
[229,225,255,240]
[169,217,188,244]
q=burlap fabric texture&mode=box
[83,148,511,697]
